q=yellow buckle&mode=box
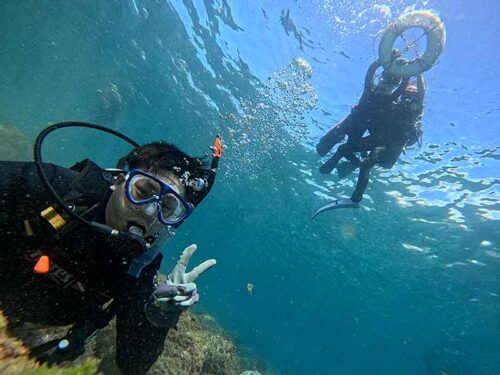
[41,207,66,231]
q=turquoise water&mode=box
[1,1,499,374]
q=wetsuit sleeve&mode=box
[363,61,381,95]
[115,258,168,375]
[416,75,426,110]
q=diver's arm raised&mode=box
[364,61,382,94]
[416,74,426,109]
[144,244,216,327]
[114,247,211,375]
[115,256,168,375]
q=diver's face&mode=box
[375,73,400,94]
[105,169,186,237]
[376,78,396,94]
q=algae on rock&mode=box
[87,311,242,375]
[0,311,98,375]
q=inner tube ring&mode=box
[378,10,446,78]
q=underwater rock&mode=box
[240,371,263,375]
[0,311,98,374]
[1,307,246,375]
[0,124,31,161]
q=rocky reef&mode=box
[88,310,242,375]
[1,309,265,375]
[0,310,98,375]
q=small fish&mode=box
[340,51,350,59]
[247,283,254,294]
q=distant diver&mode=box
[314,75,425,216]
[316,52,409,167]
[0,122,223,374]
[314,10,445,216]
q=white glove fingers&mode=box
[185,259,217,283]
[172,295,190,302]
[179,291,199,307]
[177,244,197,268]
[169,245,197,282]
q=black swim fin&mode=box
[336,161,359,179]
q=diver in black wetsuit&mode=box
[316,54,408,165]
[349,75,425,202]
[0,133,223,374]
[313,75,425,215]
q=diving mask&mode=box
[124,169,193,226]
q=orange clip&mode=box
[212,135,223,158]
[34,255,50,274]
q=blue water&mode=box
[1,1,499,374]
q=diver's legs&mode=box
[376,145,404,169]
[344,150,361,166]
[340,136,374,173]
[319,143,350,174]
[351,147,382,202]
[322,132,379,176]
[334,149,361,178]
[316,116,352,156]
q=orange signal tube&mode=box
[212,135,223,158]
[34,255,50,274]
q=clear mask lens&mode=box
[129,175,161,202]
[161,193,187,222]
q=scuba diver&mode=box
[316,52,409,163]
[314,75,425,214]
[0,122,223,374]
[313,9,444,215]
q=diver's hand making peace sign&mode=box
[145,244,216,327]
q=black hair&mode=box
[120,142,211,207]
